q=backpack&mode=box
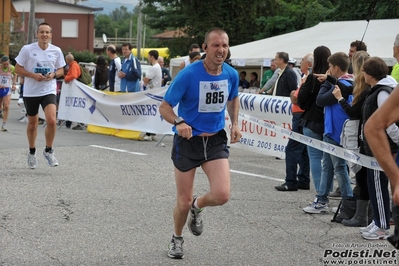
[77,64,92,85]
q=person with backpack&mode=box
[118,43,141,93]
[359,57,399,240]
[64,53,85,130]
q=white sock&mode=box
[173,232,182,238]
[193,197,200,209]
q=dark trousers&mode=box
[284,113,310,187]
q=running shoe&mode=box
[362,225,389,240]
[359,220,375,234]
[303,198,328,214]
[167,235,184,259]
[187,195,203,236]
[27,153,38,169]
[43,149,59,167]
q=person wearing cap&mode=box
[0,55,18,131]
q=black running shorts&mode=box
[24,94,57,116]
[171,129,230,172]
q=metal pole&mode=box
[141,14,146,62]
[136,4,142,60]
[27,0,36,44]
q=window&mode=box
[61,20,78,38]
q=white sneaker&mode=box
[20,116,28,123]
[303,198,328,214]
[359,220,375,234]
[27,153,38,169]
[362,224,389,240]
[43,149,59,167]
[142,135,151,141]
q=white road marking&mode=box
[230,169,284,182]
[90,145,147,156]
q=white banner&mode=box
[230,93,293,158]
[57,80,174,134]
[57,82,381,170]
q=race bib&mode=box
[34,62,52,75]
[0,74,11,87]
[198,80,228,112]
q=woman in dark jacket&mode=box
[297,46,331,192]
[94,55,109,90]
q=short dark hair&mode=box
[276,52,289,64]
[37,22,52,33]
[328,52,350,72]
[122,43,132,50]
[350,40,367,52]
[189,43,200,52]
[362,57,388,81]
[204,28,228,46]
[240,71,247,76]
[148,50,159,60]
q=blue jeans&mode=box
[317,135,353,204]
[302,126,323,192]
[284,113,310,187]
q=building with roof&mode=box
[12,0,103,52]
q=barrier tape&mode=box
[240,113,383,171]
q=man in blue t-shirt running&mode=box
[160,27,241,260]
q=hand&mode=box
[117,71,126,79]
[332,85,342,100]
[314,73,327,83]
[11,84,16,91]
[33,73,46,82]
[176,123,192,139]
[230,125,242,144]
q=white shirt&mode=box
[146,63,162,89]
[15,42,65,97]
[113,57,122,92]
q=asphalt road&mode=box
[1,102,398,266]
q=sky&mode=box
[83,0,140,14]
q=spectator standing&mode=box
[0,56,17,131]
[239,71,249,89]
[303,52,354,215]
[260,59,276,88]
[106,45,121,92]
[365,83,399,248]
[359,57,398,240]
[332,51,371,227]
[179,43,201,70]
[348,40,367,74]
[274,51,310,191]
[158,56,171,86]
[63,53,84,130]
[159,28,241,259]
[93,55,109,90]
[118,43,141,93]
[391,34,399,83]
[15,22,65,169]
[142,50,162,141]
[298,46,331,192]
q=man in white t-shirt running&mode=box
[142,50,162,141]
[15,22,66,169]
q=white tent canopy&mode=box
[170,19,398,77]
